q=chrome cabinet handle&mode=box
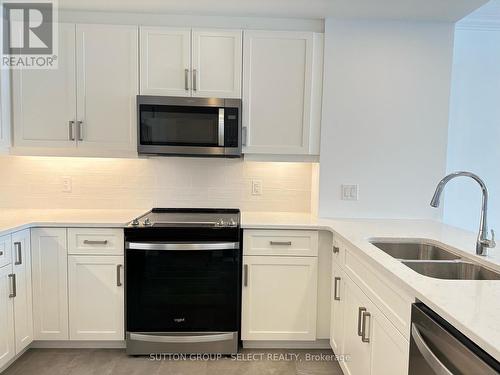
[76,121,83,141]
[269,241,292,246]
[243,264,248,287]
[333,277,341,301]
[68,120,75,140]
[357,307,367,336]
[411,324,453,375]
[8,274,16,298]
[361,311,371,343]
[14,242,22,265]
[116,264,123,287]
[83,240,108,245]
[184,68,189,90]
[193,69,197,91]
[333,246,340,254]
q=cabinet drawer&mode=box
[243,230,318,256]
[68,228,124,255]
[0,234,12,268]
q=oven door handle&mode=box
[125,241,239,251]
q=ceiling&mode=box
[462,0,500,20]
[58,0,488,22]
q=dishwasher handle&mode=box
[411,324,453,375]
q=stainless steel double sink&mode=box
[370,241,500,280]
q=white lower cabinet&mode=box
[330,261,344,354]
[0,265,15,369]
[31,228,69,340]
[11,230,33,353]
[68,255,124,340]
[331,244,409,375]
[241,255,318,341]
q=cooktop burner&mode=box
[127,208,240,228]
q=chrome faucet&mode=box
[430,171,496,256]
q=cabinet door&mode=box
[68,255,124,340]
[241,255,317,341]
[192,29,242,98]
[330,262,344,354]
[12,230,33,353]
[0,266,15,369]
[342,276,372,375]
[243,31,323,155]
[12,23,76,149]
[369,306,409,375]
[140,27,191,96]
[31,228,68,340]
[75,24,138,152]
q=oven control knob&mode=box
[131,219,140,226]
[143,218,152,226]
[229,219,237,227]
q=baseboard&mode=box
[242,339,331,349]
[30,340,126,349]
[0,346,29,373]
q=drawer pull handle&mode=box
[333,246,340,254]
[8,274,16,298]
[83,240,108,245]
[357,307,367,336]
[269,241,292,246]
[116,264,123,287]
[14,242,22,265]
[361,311,371,343]
[333,277,341,301]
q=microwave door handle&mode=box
[218,108,225,147]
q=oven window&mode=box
[140,105,220,146]
[126,248,240,332]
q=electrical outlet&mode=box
[341,184,359,201]
[252,179,263,196]
[62,176,72,193]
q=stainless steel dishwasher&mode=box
[409,303,500,375]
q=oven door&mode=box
[126,241,241,334]
[137,96,241,157]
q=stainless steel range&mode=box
[124,208,241,355]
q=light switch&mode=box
[252,180,263,196]
[341,184,359,201]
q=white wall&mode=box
[444,24,500,233]
[0,156,313,212]
[319,19,455,219]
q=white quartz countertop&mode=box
[1,209,499,361]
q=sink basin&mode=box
[402,260,500,280]
[370,241,460,261]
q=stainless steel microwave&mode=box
[137,96,242,158]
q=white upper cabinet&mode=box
[242,30,323,156]
[140,27,242,98]
[75,24,138,152]
[140,27,191,97]
[191,29,242,98]
[12,23,77,149]
[12,23,138,156]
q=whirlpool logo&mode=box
[174,318,186,323]
[2,0,58,69]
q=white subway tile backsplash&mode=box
[0,156,313,212]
